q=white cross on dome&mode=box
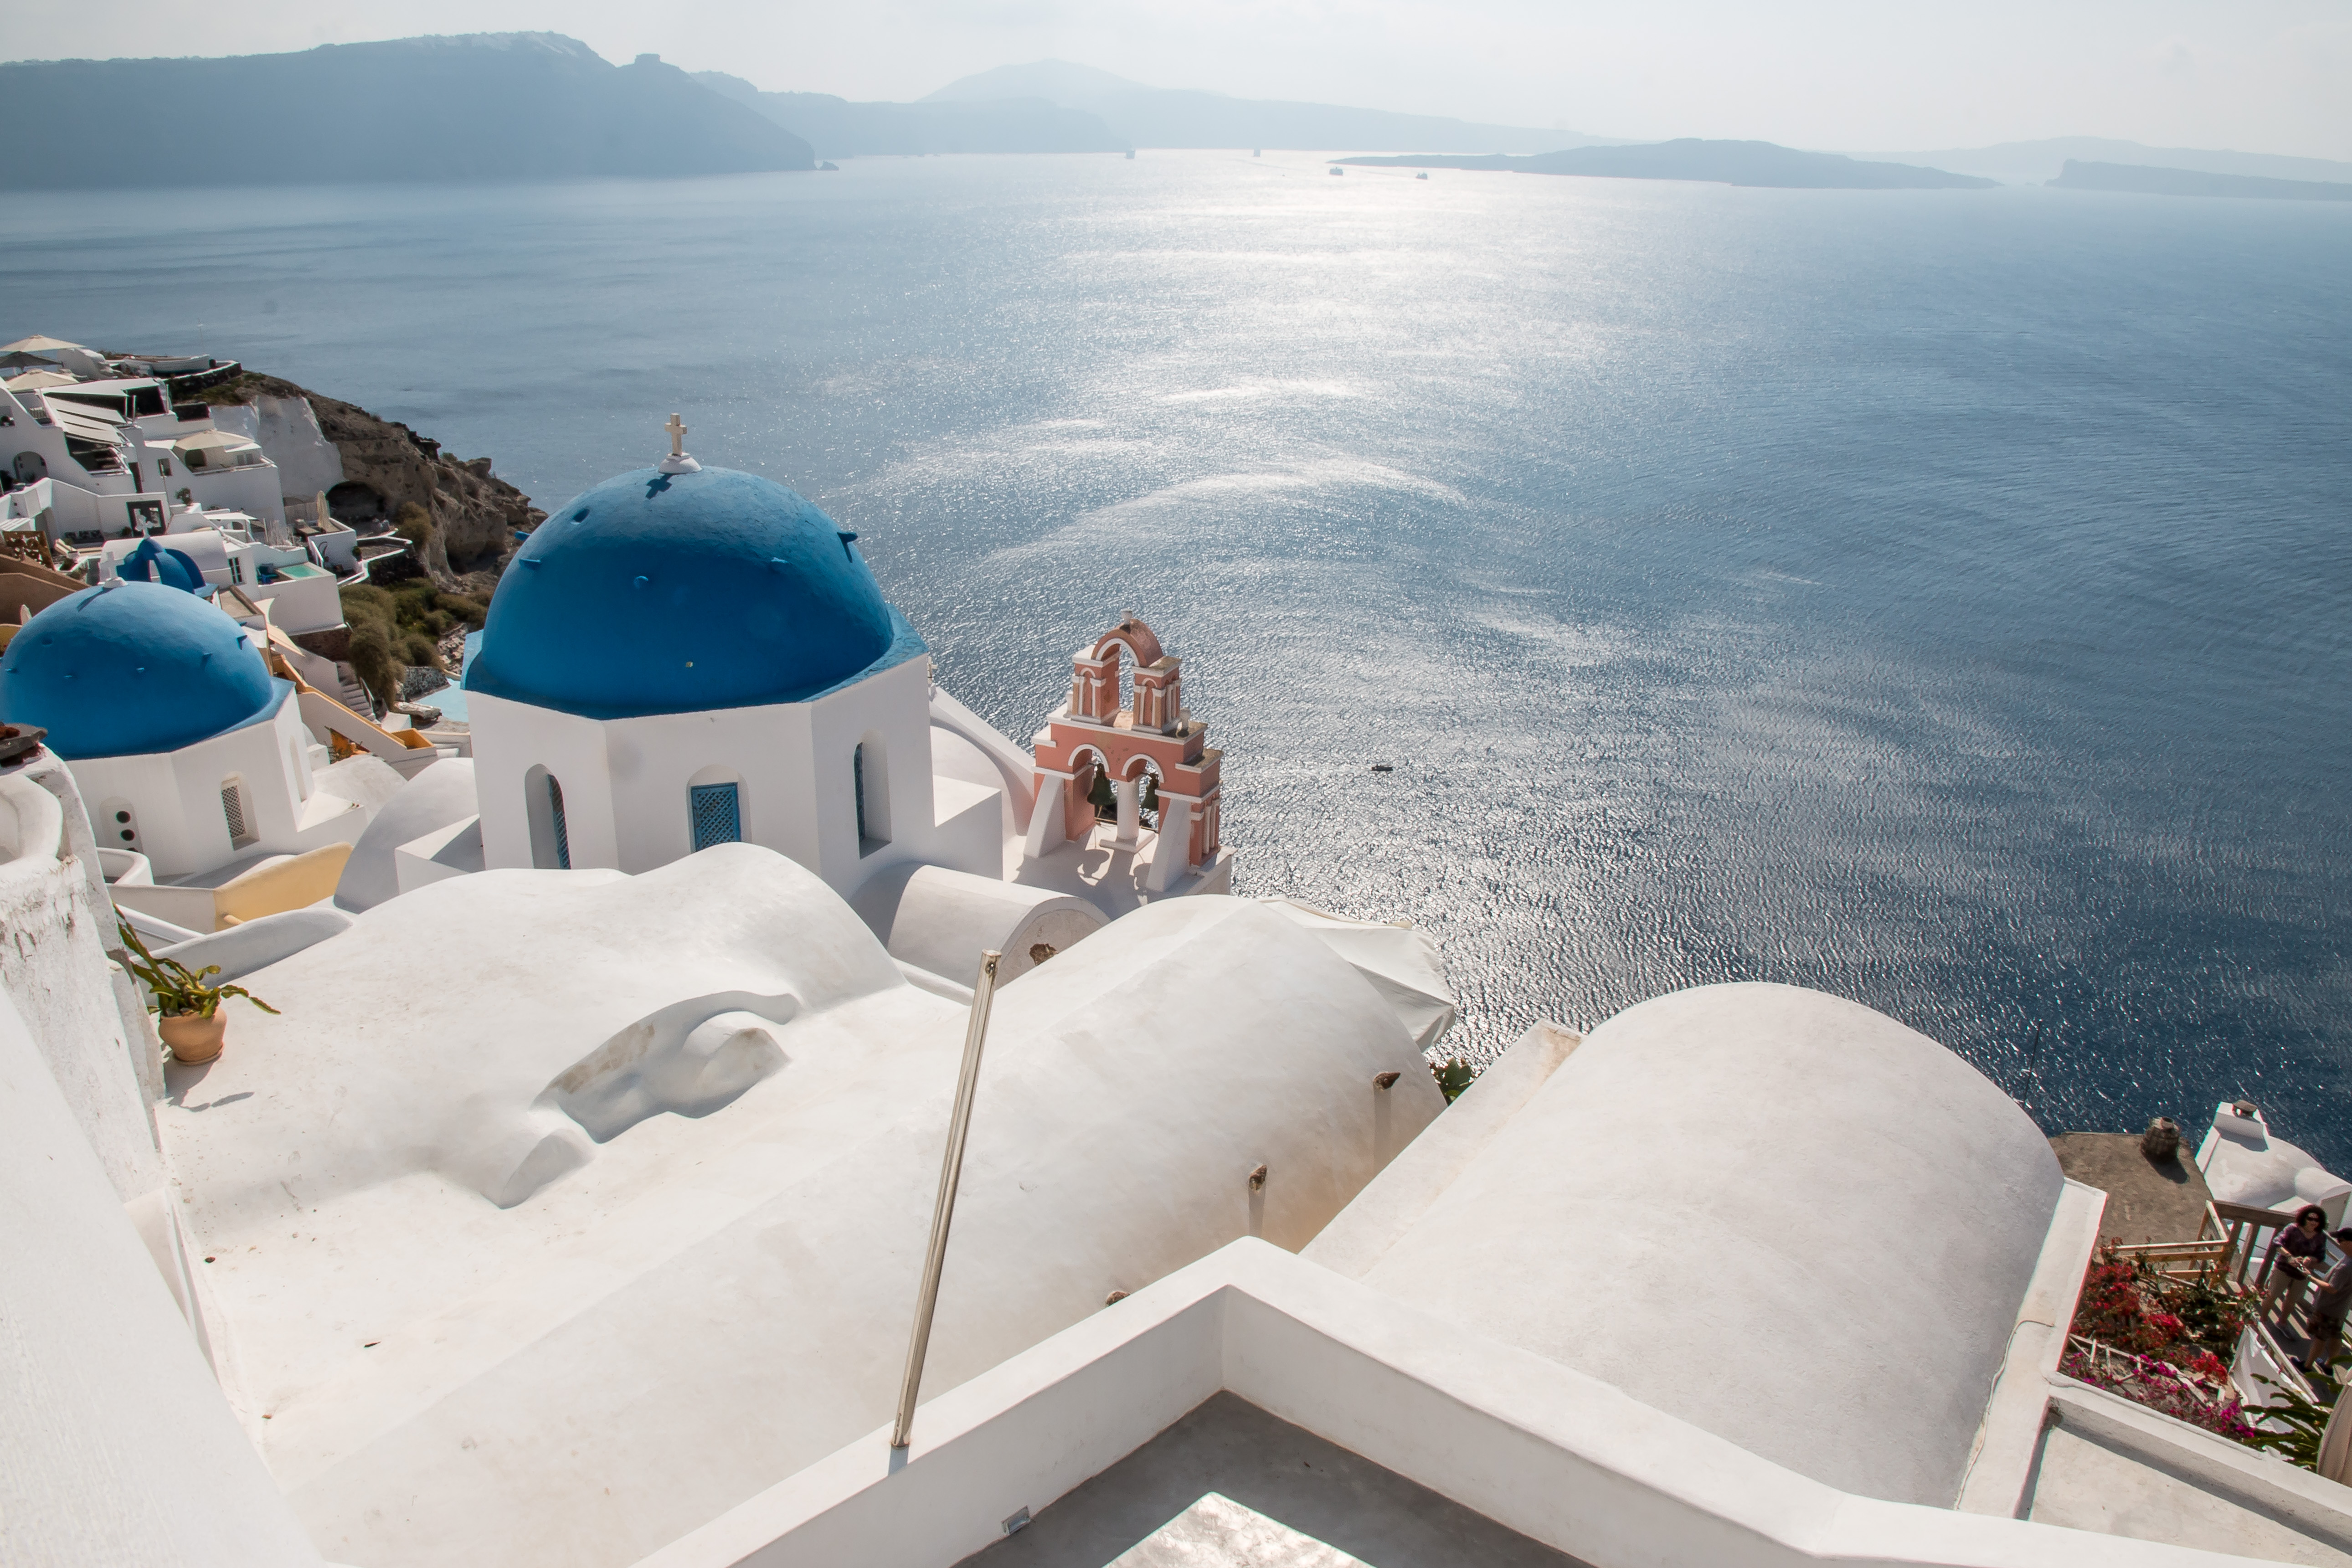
[658,411,701,475]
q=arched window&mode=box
[525,765,571,870]
[1131,759,1163,831]
[854,736,891,855]
[690,781,742,852]
[219,776,255,849]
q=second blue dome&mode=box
[464,466,920,720]
[0,581,281,760]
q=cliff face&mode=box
[194,372,542,589]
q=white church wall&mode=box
[470,655,991,903]
[470,690,623,870]
[242,568,343,635]
[606,703,819,873]
[0,984,326,1568]
[807,654,940,894]
[101,526,232,583]
[68,694,376,882]
[68,693,293,878]
[74,749,195,873]
[167,697,320,875]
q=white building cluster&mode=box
[2,334,366,630]
[2,411,2347,1568]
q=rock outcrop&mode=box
[195,372,543,590]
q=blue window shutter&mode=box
[549,776,571,870]
[690,782,742,852]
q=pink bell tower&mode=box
[1024,616,1225,895]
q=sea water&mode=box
[4,153,2347,1162]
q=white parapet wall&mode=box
[0,750,165,1199]
[638,1237,2257,1568]
[0,981,326,1568]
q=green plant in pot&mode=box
[117,919,278,1064]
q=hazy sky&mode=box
[5,0,2347,158]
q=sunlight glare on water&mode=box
[5,151,2347,1159]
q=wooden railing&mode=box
[2110,1232,2230,1278]
[2208,1199,2330,1291]
[2100,1198,2327,1409]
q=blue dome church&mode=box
[0,580,370,880]
[463,424,1004,902]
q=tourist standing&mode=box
[2299,1229,2352,1375]
[2264,1205,2331,1322]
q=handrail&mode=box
[267,637,433,752]
[2243,1316,2319,1405]
[2201,1199,2306,1292]
[890,950,1004,1451]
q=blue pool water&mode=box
[5,154,2347,1160]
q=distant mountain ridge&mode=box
[923,58,1601,154]
[0,34,813,190]
[695,72,1127,159]
[1858,137,2352,188]
[2047,160,2352,202]
[1343,141,1993,190]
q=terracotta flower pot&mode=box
[159,1011,226,1064]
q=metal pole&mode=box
[890,949,1002,1450]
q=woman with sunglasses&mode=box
[2263,1204,2332,1324]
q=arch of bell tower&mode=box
[1025,616,1227,895]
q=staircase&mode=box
[335,666,377,718]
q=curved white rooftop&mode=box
[1340,982,2064,1506]
[2199,1101,2352,1228]
[155,856,1438,1567]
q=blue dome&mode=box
[0,581,283,761]
[464,465,924,720]
[119,535,208,594]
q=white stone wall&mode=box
[66,690,321,879]
[243,568,342,634]
[471,656,1000,901]
[175,460,286,526]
